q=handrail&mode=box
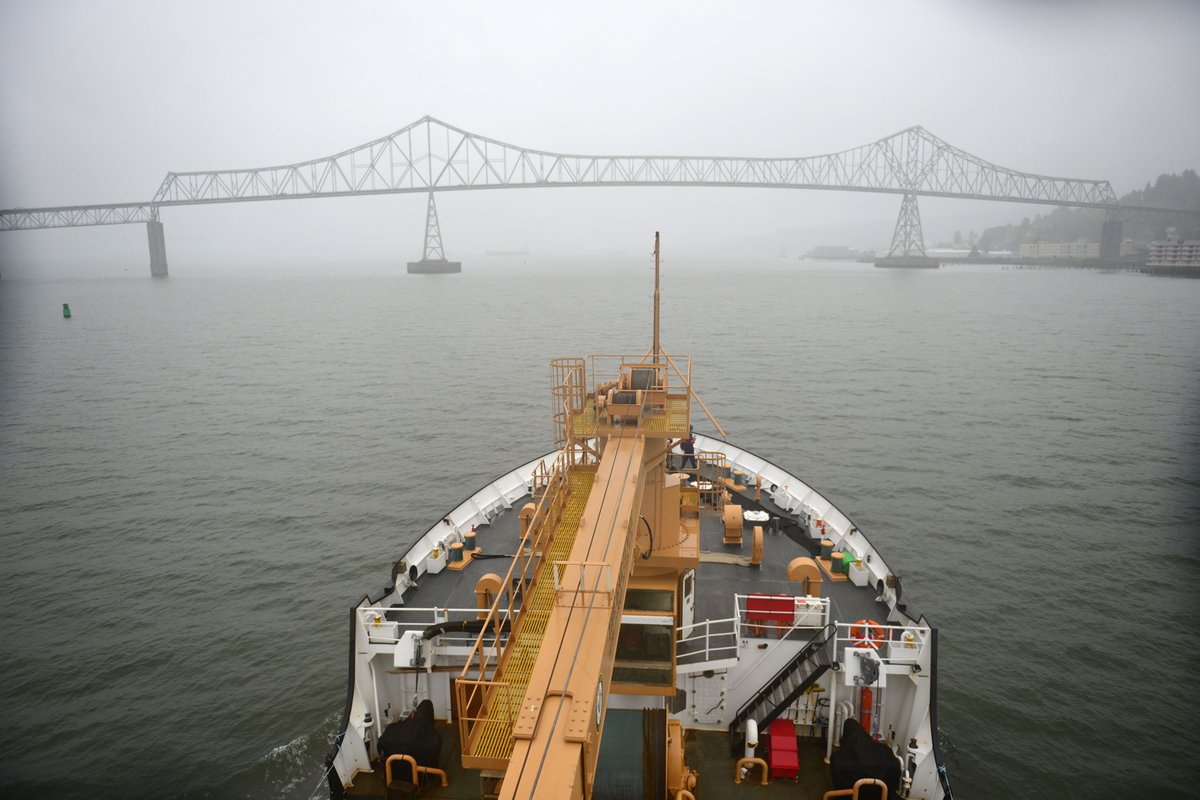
[732,623,836,723]
[455,432,585,760]
[735,593,829,636]
[676,594,830,671]
[832,621,929,665]
[676,616,739,666]
[677,616,738,640]
[463,451,567,660]
[727,597,829,694]
[456,377,653,764]
[457,452,571,708]
[664,350,723,437]
[359,606,502,645]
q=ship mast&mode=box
[653,231,661,363]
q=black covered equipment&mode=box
[378,699,443,775]
[829,718,901,800]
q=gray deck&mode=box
[397,504,530,612]
[393,480,888,630]
[357,478,884,800]
[693,482,890,628]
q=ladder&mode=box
[728,623,836,755]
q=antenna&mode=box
[653,231,661,363]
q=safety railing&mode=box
[832,620,929,665]
[551,357,586,454]
[676,595,831,672]
[570,353,692,440]
[455,451,571,735]
[456,678,516,766]
[455,442,608,765]
[456,372,662,765]
[676,616,739,668]
[736,593,829,639]
[359,605,489,647]
[551,560,615,607]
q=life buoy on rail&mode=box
[850,618,886,650]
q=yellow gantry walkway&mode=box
[570,397,689,437]
[500,435,646,800]
[472,470,596,762]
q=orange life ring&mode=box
[850,618,886,650]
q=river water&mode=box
[1,256,1197,799]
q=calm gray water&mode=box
[1,258,1197,799]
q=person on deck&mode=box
[679,426,697,470]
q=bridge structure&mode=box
[0,116,1177,275]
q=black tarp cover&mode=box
[828,719,901,800]
[378,699,443,782]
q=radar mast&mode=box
[653,231,661,363]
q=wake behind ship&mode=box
[323,235,953,800]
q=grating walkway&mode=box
[570,397,688,437]
[472,469,596,762]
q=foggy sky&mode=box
[2,0,1198,276]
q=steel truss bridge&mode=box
[0,116,1179,274]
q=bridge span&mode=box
[0,116,1173,275]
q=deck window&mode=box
[613,621,674,687]
[624,588,674,613]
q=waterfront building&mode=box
[1147,238,1200,268]
[1019,241,1101,259]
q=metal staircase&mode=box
[728,623,836,755]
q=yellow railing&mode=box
[456,461,596,767]
[571,394,690,438]
[457,359,676,766]
[551,560,615,608]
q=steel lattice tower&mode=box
[422,191,446,261]
[887,193,926,258]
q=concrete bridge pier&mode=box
[1100,217,1123,259]
[146,219,168,277]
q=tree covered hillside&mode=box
[978,170,1200,253]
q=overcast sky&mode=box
[2,0,1198,275]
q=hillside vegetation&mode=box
[978,170,1200,253]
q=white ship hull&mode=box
[324,435,951,800]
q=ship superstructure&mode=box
[325,235,951,800]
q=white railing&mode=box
[833,620,929,665]
[734,593,829,639]
[358,606,490,646]
[677,617,739,667]
[676,594,830,672]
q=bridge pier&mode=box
[875,193,939,268]
[146,219,168,277]
[1101,216,1123,259]
[407,191,461,274]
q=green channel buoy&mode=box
[62,303,71,319]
